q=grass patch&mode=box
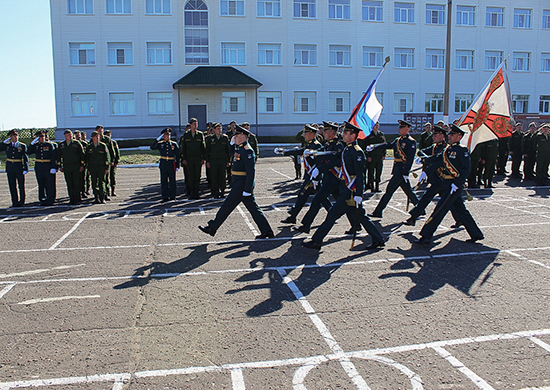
[119,149,159,165]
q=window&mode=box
[426,4,444,25]
[540,95,550,113]
[258,44,281,65]
[456,49,474,70]
[486,7,504,27]
[259,91,282,113]
[329,91,351,112]
[107,42,133,65]
[294,91,316,112]
[394,48,414,68]
[221,43,245,65]
[147,42,172,64]
[485,50,503,71]
[455,93,473,113]
[426,49,444,69]
[362,1,382,21]
[221,0,244,16]
[71,93,97,116]
[106,0,131,14]
[148,92,173,114]
[185,0,209,64]
[541,53,550,72]
[109,92,135,115]
[363,46,383,67]
[69,43,95,65]
[146,0,170,14]
[456,5,475,26]
[394,93,413,113]
[513,52,531,72]
[222,92,245,113]
[394,2,414,23]
[512,95,529,114]
[425,93,443,113]
[329,45,351,66]
[543,10,550,29]
[294,0,315,18]
[294,44,317,66]
[257,0,280,17]
[329,0,350,20]
[514,8,531,28]
[68,0,93,14]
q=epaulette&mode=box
[408,136,416,142]
[244,144,250,150]
[354,145,362,151]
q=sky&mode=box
[0,0,56,130]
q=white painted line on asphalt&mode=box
[17,295,101,305]
[486,199,550,219]
[278,267,371,390]
[0,283,15,299]
[529,336,550,353]
[432,346,495,390]
[230,368,246,390]
[505,250,550,271]
[0,215,14,222]
[270,168,294,180]
[236,205,259,236]
[0,264,85,279]
[49,212,91,250]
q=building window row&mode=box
[69,42,172,66]
[68,0,170,14]
[70,92,174,117]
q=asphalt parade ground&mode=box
[0,157,549,390]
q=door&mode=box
[187,105,207,131]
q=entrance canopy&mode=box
[173,66,262,88]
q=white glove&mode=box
[403,175,409,183]
[3,138,10,144]
[50,168,57,174]
[450,183,458,194]
[23,171,28,175]
[312,180,319,190]
[414,157,422,165]
[274,147,284,155]
[418,171,427,183]
[303,149,316,157]
[310,167,319,179]
[230,136,236,146]
[353,196,363,208]
[156,134,163,141]
[366,145,374,152]
[242,191,252,197]
[31,137,40,145]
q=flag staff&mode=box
[443,0,453,124]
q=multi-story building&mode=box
[50,0,550,138]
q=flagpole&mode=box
[443,0,452,124]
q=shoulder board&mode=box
[408,136,416,142]
[354,145,362,151]
[244,144,250,150]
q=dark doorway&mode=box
[187,105,207,131]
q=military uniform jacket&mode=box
[535,132,550,158]
[0,141,29,173]
[57,140,85,170]
[364,130,386,160]
[376,135,416,176]
[86,141,111,167]
[231,142,256,193]
[419,141,446,185]
[340,141,366,195]
[150,139,180,170]
[248,133,260,159]
[418,131,434,150]
[180,130,206,161]
[28,141,57,170]
[425,142,471,188]
[206,134,230,163]
[522,132,536,156]
[283,139,323,176]
[509,131,524,155]
[100,136,117,165]
[315,139,344,178]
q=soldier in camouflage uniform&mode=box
[104,129,120,196]
[205,123,230,198]
[180,118,205,199]
[85,131,111,204]
[57,129,85,205]
[534,123,550,186]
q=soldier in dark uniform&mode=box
[199,124,274,239]
[522,122,538,181]
[85,131,111,204]
[418,122,433,150]
[509,122,524,179]
[57,129,85,205]
[0,130,28,207]
[241,122,259,161]
[73,130,88,199]
[103,129,120,196]
[368,120,419,218]
[180,118,205,199]
[28,130,57,206]
[364,122,386,192]
[45,131,59,201]
[205,123,230,198]
[151,127,180,202]
[467,143,482,188]
[534,123,550,186]
[276,124,328,225]
[415,124,483,245]
[480,139,498,188]
[496,134,510,175]
[302,122,385,250]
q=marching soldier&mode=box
[205,123,230,198]
[415,124,483,245]
[509,122,524,179]
[534,123,550,186]
[0,130,28,207]
[28,130,57,206]
[276,124,328,225]
[180,118,205,199]
[151,127,180,202]
[57,129,85,205]
[368,120,419,218]
[103,129,120,196]
[85,131,111,204]
[302,122,385,250]
[364,121,386,192]
[522,122,538,181]
[199,124,274,239]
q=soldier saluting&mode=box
[28,130,57,206]
[0,130,29,207]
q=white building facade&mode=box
[50,0,550,138]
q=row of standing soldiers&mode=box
[0,125,120,207]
